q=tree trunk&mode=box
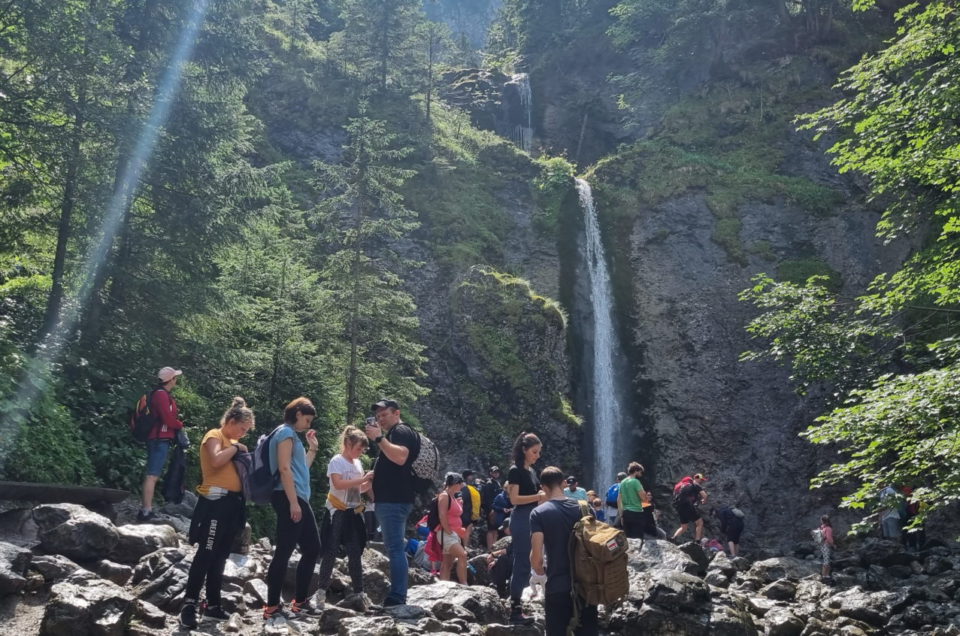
[42,85,86,338]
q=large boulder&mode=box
[764,607,805,636]
[406,580,508,623]
[29,554,80,582]
[0,540,31,595]
[676,541,710,576]
[629,538,702,578]
[746,557,820,584]
[644,570,711,612]
[855,538,913,567]
[608,601,709,635]
[130,548,189,612]
[110,523,178,564]
[709,599,759,636]
[32,504,119,562]
[826,586,903,628]
[40,571,135,635]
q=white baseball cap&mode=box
[157,367,183,382]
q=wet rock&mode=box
[41,571,135,635]
[765,607,805,636]
[629,538,701,583]
[33,503,119,562]
[29,554,80,582]
[111,524,178,564]
[406,580,508,623]
[762,578,798,601]
[0,540,32,595]
[856,538,912,567]
[676,541,710,576]
[131,548,190,611]
[645,570,710,611]
[828,586,899,627]
[706,569,732,588]
[747,557,820,584]
[709,552,738,577]
[94,559,133,586]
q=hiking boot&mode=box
[382,597,404,608]
[179,602,198,629]
[509,602,534,626]
[289,597,324,618]
[136,510,157,523]
[201,602,230,620]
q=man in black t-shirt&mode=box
[480,466,503,548]
[366,399,417,606]
[530,466,598,636]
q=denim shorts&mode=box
[145,440,172,476]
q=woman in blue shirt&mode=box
[263,397,320,621]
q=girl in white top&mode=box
[315,426,373,608]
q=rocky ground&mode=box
[2,497,960,635]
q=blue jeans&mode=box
[510,503,534,601]
[376,502,412,603]
[145,440,172,476]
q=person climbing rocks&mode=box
[563,476,589,501]
[366,398,417,607]
[714,505,745,556]
[139,366,186,522]
[619,462,656,538]
[314,426,374,612]
[531,466,599,636]
[506,432,545,625]
[263,397,322,622]
[671,473,708,543]
[179,397,254,629]
[480,466,503,548]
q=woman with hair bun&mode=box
[179,397,255,629]
[506,432,545,625]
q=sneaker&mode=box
[201,603,230,620]
[509,603,534,626]
[382,597,404,608]
[263,604,289,621]
[136,510,157,523]
[179,603,198,629]
[289,597,324,618]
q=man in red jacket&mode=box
[139,366,185,522]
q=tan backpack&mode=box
[569,501,630,610]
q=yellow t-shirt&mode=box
[197,428,241,496]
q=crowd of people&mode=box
[135,365,750,635]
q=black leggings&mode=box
[317,509,365,593]
[184,493,245,606]
[266,493,321,605]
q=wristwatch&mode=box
[374,435,384,444]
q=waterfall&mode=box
[512,72,533,152]
[577,178,626,489]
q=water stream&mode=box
[512,72,533,152]
[576,178,626,489]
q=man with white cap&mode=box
[139,366,185,521]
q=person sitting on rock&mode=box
[563,476,589,501]
[714,505,745,556]
[314,425,374,611]
[437,471,470,584]
[179,397,255,629]
[531,466,599,636]
[671,473,708,543]
[486,517,513,598]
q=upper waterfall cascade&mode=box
[512,73,533,152]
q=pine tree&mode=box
[314,108,428,424]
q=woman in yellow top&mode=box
[179,397,255,630]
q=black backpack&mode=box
[426,495,441,530]
[129,389,161,443]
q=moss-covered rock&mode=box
[418,266,581,474]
